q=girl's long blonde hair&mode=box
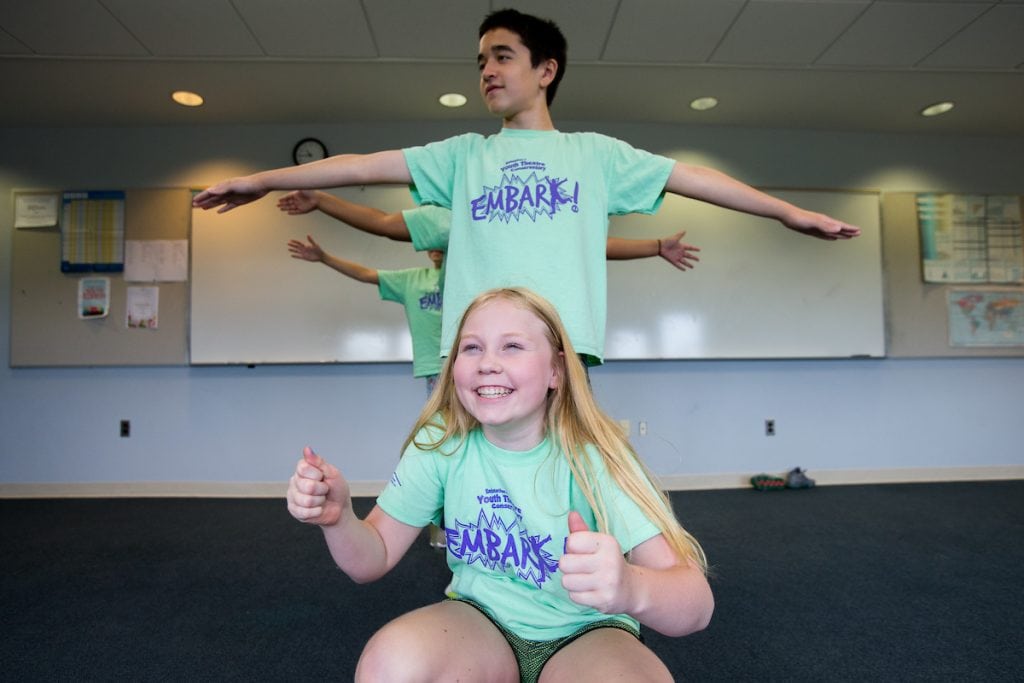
[401,287,706,572]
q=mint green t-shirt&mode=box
[376,266,442,378]
[403,129,674,364]
[376,427,662,641]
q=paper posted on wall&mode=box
[126,286,159,329]
[78,277,110,319]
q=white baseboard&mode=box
[657,465,1024,491]
[0,480,390,499]
[1,465,1021,499]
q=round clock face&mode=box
[293,138,327,165]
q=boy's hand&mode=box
[658,231,701,271]
[192,176,268,213]
[286,447,348,526]
[287,235,325,262]
[277,190,320,215]
[560,511,634,615]
[783,208,861,241]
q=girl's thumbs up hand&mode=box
[560,511,634,615]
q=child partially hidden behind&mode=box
[286,287,713,682]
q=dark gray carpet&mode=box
[2,481,1021,681]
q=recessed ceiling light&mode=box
[171,90,204,107]
[439,93,467,108]
[920,101,954,117]
[689,97,718,111]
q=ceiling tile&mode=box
[233,0,376,57]
[0,0,1020,135]
[363,0,488,59]
[712,0,867,65]
[920,4,1024,68]
[818,2,990,67]
[0,0,146,56]
[604,0,745,62]
[506,0,620,61]
[103,0,263,57]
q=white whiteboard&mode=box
[605,189,884,359]
[191,188,884,364]
[191,186,423,364]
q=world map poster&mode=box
[948,289,1024,347]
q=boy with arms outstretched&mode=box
[196,9,859,365]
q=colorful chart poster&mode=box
[917,194,1023,284]
[61,190,126,273]
[985,196,1024,283]
[948,289,1024,347]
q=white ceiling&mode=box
[1,0,1022,135]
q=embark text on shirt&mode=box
[447,488,560,588]
[470,164,580,223]
[419,290,442,311]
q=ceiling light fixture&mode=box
[920,101,954,117]
[439,93,467,108]
[689,97,719,111]
[171,90,204,107]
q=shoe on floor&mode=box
[785,467,816,489]
[750,474,786,491]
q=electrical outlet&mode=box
[120,420,130,438]
[639,420,648,436]
[617,419,631,437]
[765,419,775,436]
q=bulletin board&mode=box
[9,188,191,367]
[882,192,1024,357]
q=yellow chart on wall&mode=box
[60,190,125,273]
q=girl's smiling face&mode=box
[453,297,560,451]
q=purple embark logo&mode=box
[419,290,442,311]
[470,159,580,222]
[446,488,561,588]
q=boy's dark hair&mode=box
[479,8,567,106]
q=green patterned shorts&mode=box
[447,597,641,683]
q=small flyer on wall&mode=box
[126,286,159,329]
[78,277,110,319]
[124,240,188,282]
[14,192,60,228]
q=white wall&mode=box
[2,121,1023,494]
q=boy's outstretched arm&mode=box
[287,447,419,583]
[606,231,701,271]
[278,190,412,242]
[664,163,861,241]
[193,150,411,213]
[287,235,380,284]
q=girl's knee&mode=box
[355,622,430,682]
[356,602,519,683]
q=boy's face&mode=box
[477,28,554,121]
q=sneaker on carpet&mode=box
[750,474,786,491]
[785,467,816,489]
